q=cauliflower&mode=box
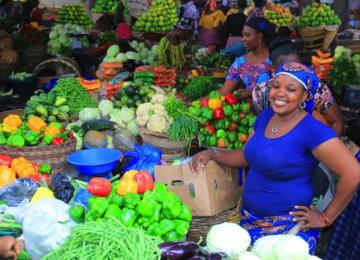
[136,115,149,127]
[147,115,168,133]
[136,103,153,117]
[152,103,167,117]
[151,93,166,104]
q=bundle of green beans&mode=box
[168,115,198,151]
[43,219,162,260]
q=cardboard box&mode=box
[155,161,243,217]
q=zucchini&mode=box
[39,93,48,103]
[81,119,117,133]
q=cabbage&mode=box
[98,100,113,117]
[127,120,139,136]
[50,40,61,49]
[126,51,140,61]
[49,31,57,39]
[206,223,251,259]
[79,108,101,122]
[116,53,127,63]
[251,235,285,260]
[109,109,125,128]
[119,107,135,124]
[334,46,352,60]
[352,54,360,64]
[59,35,68,44]
[238,251,261,260]
[273,235,309,260]
[107,45,120,57]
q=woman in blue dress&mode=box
[190,62,360,254]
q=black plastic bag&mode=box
[51,174,74,203]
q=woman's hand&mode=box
[290,205,327,231]
[0,236,20,260]
[234,89,252,100]
[189,150,214,173]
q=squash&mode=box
[0,49,18,64]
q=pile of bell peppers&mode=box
[0,153,52,188]
[188,91,256,149]
[70,177,192,242]
[0,114,73,147]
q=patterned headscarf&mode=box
[273,62,320,112]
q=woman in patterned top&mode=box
[216,17,274,98]
[252,41,344,136]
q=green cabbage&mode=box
[98,100,114,117]
[79,107,101,122]
[119,107,135,124]
[116,53,127,63]
[107,45,120,57]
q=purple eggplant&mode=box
[160,241,201,260]
[188,256,206,260]
[206,252,226,260]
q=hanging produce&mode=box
[157,37,186,69]
[56,4,93,29]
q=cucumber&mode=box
[26,100,41,109]
[54,96,67,107]
[30,95,42,103]
[36,105,48,117]
[50,107,59,116]
[39,93,48,103]
[24,107,36,116]
[46,92,56,105]
[57,112,69,121]
[81,119,117,133]
[58,105,70,113]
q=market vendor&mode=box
[190,62,360,253]
[216,17,274,98]
[178,0,200,36]
[246,0,266,21]
[0,236,20,259]
[252,41,344,136]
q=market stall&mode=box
[0,0,359,259]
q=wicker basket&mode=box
[298,25,339,50]
[33,57,81,77]
[0,140,76,173]
[187,198,242,242]
[140,127,186,161]
[335,39,360,53]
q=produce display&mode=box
[311,49,334,80]
[102,44,142,63]
[196,51,232,69]
[264,3,294,27]
[24,92,70,122]
[157,37,187,69]
[0,114,74,147]
[48,24,89,56]
[96,61,123,80]
[50,78,97,116]
[297,3,341,27]
[136,66,177,88]
[134,0,179,32]
[92,0,119,14]
[188,91,255,149]
[56,4,93,29]
[113,82,156,109]
[129,40,159,65]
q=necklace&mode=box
[271,109,301,134]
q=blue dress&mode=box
[240,108,336,253]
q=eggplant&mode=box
[188,257,206,260]
[206,253,226,260]
[160,241,201,260]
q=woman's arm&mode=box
[322,103,344,136]
[217,79,240,96]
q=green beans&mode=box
[168,115,198,152]
[42,219,162,260]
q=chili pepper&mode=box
[163,231,180,242]
[120,208,137,227]
[89,196,109,218]
[229,122,238,132]
[213,107,225,120]
[239,102,250,113]
[49,122,62,130]
[174,220,190,236]
[200,107,213,120]
[209,91,221,99]
[191,100,201,108]
[205,124,216,136]
[0,154,12,167]
[108,191,124,207]
[230,113,240,124]
[138,198,157,217]
[124,193,141,209]
[0,166,15,188]
[224,93,238,105]
[200,98,209,108]
[223,105,234,117]
[39,163,52,174]
[0,132,6,145]
[87,177,112,197]
[104,204,122,220]
[216,129,226,139]
[134,170,154,194]
[69,205,85,223]
[189,106,201,117]
[6,135,25,147]
[208,98,222,110]
[51,137,64,145]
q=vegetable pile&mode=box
[102,44,141,63]
[69,173,192,242]
[183,76,218,100]
[311,49,334,80]
[50,78,97,116]
[129,40,159,65]
[0,114,73,147]
[196,52,232,70]
[136,66,177,88]
[92,0,119,14]
[297,2,341,27]
[113,82,156,109]
[264,3,294,27]
[188,91,256,149]
[43,218,162,260]
[24,91,70,122]
[56,4,93,29]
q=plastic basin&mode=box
[67,148,122,176]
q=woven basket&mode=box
[187,198,242,242]
[33,57,81,77]
[335,39,360,53]
[298,27,326,50]
[0,140,76,173]
[140,127,187,161]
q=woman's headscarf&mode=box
[273,62,320,112]
[245,17,275,46]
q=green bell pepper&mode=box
[138,216,154,228]
[138,199,156,217]
[0,132,6,145]
[224,119,231,129]
[120,208,137,227]
[209,91,221,99]
[234,140,243,149]
[105,204,122,220]
[6,135,25,147]
[215,119,225,130]
[232,103,241,111]
[49,122,62,130]
[163,201,182,219]
[247,114,257,127]
[89,196,109,218]
[208,135,217,147]
[163,231,180,242]
[239,102,250,113]
[240,118,249,127]
[124,193,140,209]
[223,105,234,117]
[200,107,213,120]
[230,113,240,123]
[43,135,54,145]
[69,205,85,223]
[227,132,237,143]
[151,204,162,222]
[146,222,159,236]
[216,129,226,139]
[157,219,175,235]
[178,204,192,222]
[192,100,201,108]
[85,211,96,222]
[173,219,190,236]
[24,131,42,146]
[154,183,169,203]
[108,192,124,207]
[189,106,201,117]
[39,163,52,174]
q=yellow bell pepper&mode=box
[17,162,36,178]
[123,170,138,181]
[11,157,28,173]
[208,98,222,110]
[28,116,46,133]
[117,179,138,196]
[0,166,16,188]
[1,124,18,134]
[31,187,55,202]
[44,125,60,137]
[3,115,22,128]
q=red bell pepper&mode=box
[87,177,112,197]
[134,170,154,194]
[29,174,51,186]
[205,124,216,135]
[0,154,12,167]
[225,93,238,105]
[200,98,209,108]
[213,107,225,120]
[51,137,64,145]
[229,123,238,132]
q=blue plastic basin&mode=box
[67,148,122,176]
